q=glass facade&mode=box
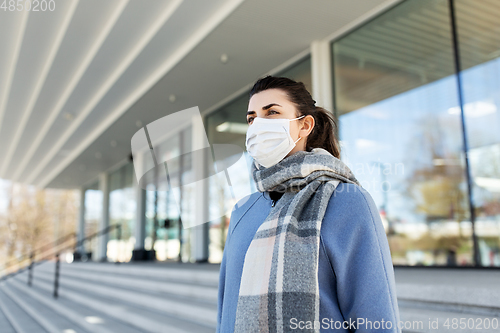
[332,0,500,266]
[206,93,256,263]
[455,0,500,266]
[78,0,499,267]
[206,56,312,263]
[83,181,101,260]
[144,125,193,262]
[108,162,135,262]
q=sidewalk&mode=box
[394,267,500,333]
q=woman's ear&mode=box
[300,115,315,137]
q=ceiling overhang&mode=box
[0,0,400,189]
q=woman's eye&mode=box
[247,110,278,123]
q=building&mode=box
[1,0,499,266]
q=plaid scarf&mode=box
[234,147,361,332]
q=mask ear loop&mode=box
[281,125,301,145]
[290,115,305,144]
[290,115,305,121]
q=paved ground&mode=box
[394,267,500,333]
[120,260,222,271]
[394,266,500,288]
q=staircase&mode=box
[0,261,220,333]
[1,263,499,333]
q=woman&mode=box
[216,75,400,332]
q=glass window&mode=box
[333,0,473,266]
[153,130,182,261]
[206,94,255,263]
[83,181,101,260]
[455,0,500,266]
[206,56,312,263]
[108,162,135,262]
[144,126,192,262]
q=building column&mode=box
[132,176,148,260]
[130,150,154,261]
[311,40,334,114]
[96,172,110,262]
[75,187,86,258]
[191,114,209,262]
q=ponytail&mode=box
[306,106,341,159]
[249,75,342,158]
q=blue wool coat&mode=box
[216,183,401,332]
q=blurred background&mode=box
[0,0,499,332]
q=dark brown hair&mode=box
[249,75,341,158]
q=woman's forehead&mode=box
[248,89,291,109]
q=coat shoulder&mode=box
[228,191,262,234]
[324,182,380,229]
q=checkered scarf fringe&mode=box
[234,148,360,333]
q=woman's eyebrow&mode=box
[247,103,282,115]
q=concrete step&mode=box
[7,274,153,333]
[3,279,92,333]
[32,268,217,321]
[6,276,126,333]
[35,263,217,304]
[0,284,48,333]
[41,262,220,287]
[0,295,16,333]
[19,270,216,332]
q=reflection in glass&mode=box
[456,0,500,266]
[333,0,473,266]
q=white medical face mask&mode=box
[245,115,305,168]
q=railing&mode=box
[0,224,122,299]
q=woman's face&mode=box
[247,88,314,158]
